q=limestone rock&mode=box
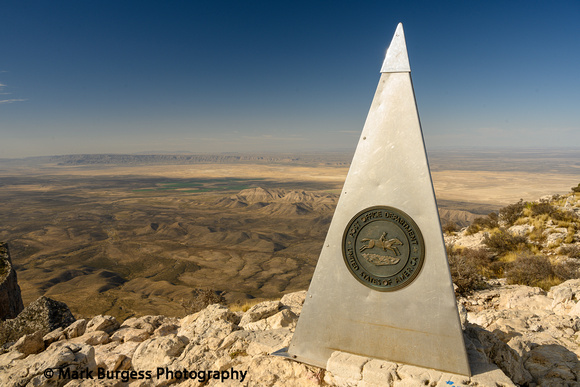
[0,296,75,347]
[280,290,307,316]
[236,328,292,356]
[64,318,87,338]
[86,315,120,334]
[94,340,140,371]
[524,344,580,385]
[239,300,281,327]
[444,230,487,249]
[43,327,66,346]
[110,327,151,343]
[243,309,298,331]
[547,229,568,246]
[154,321,179,337]
[3,278,580,386]
[0,243,24,321]
[178,304,239,346]
[71,330,110,346]
[549,279,580,312]
[11,330,44,356]
[121,314,168,332]
[508,224,533,237]
[244,355,320,387]
[465,324,533,385]
[131,334,188,370]
[496,285,552,310]
[0,341,96,387]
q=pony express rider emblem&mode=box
[342,206,425,291]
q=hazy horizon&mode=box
[2,145,580,161]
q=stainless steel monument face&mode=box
[286,23,471,376]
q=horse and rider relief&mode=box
[359,231,403,266]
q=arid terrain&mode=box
[1,149,578,320]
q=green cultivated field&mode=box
[133,178,265,193]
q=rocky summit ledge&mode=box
[1,281,580,386]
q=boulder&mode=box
[239,300,281,327]
[280,290,307,315]
[64,318,87,339]
[524,344,580,385]
[11,330,44,356]
[243,309,298,331]
[0,341,96,386]
[0,296,75,347]
[94,340,140,371]
[85,315,120,334]
[131,334,188,370]
[465,324,533,385]
[43,327,66,346]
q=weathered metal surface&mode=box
[342,206,425,292]
[381,23,411,73]
[285,23,471,376]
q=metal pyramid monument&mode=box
[286,23,470,376]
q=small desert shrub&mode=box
[560,245,580,259]
[499,199,526,226]
[465,213,499,235]
[229,350,248,359]
[489,260,508,277]
[448,252,485,295]
[529,200,556,217]
[442,220,459,234]
[182,289,225,314]
[572,183,580,193]
[554,211,580,224]
[553,260,580,281]
[505,254,556,289]
[464,247,494,275]
[447,246,492,294]
[483,228,528,256]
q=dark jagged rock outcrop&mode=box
[0,296,75,347]
[0,243,24,321]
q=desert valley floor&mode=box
[1,149,578,320]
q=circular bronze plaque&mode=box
[342,206,425,291]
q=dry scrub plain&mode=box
[0,149,578,320]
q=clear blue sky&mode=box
[1,1,579,158]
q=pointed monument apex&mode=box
[381,23,410,73]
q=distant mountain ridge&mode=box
[218,187,482,225]
[45,154,352,166]
[215,187,338,216]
